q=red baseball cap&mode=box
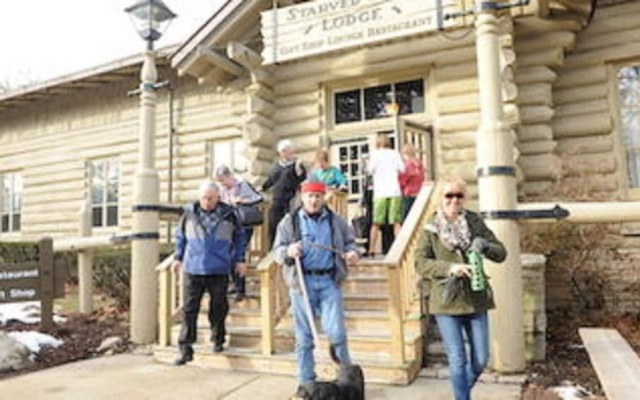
[301,181,327,193]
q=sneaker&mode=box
[213,343,224,353]
[173,346,194,366]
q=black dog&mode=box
[295,345,365,400]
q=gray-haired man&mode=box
[172,180,248,365]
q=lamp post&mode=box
[474,1,525,371]
[125,0,176,344]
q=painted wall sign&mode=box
[261,0,464,64]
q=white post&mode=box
[474,2,525,371]
[130,51,160,344]
[78,199,93,314]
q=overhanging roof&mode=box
[0,46,176,111]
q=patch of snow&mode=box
[552,381,594,399]
[7,331,63,353]
[0,302,66,324]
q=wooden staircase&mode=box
[155,186,435,384]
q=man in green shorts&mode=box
[367,134,405,256]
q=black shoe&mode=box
[173,346,193,366]
[228,287,238,295]
[292,383,312,399]
[235,292,246,302]
[213,343,224,353]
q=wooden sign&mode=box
[0,238,64,330]
[261,0,465,65]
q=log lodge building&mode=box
[1,0,639,383]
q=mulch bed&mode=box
[0,309,129,380]
[522,310,640,399]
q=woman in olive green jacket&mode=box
[415,177,506,400]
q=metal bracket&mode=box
[127,80,171,97]
[111,232,160,243]
[132,204,183,214]
[482,205,569,220]
[477,166,516,178]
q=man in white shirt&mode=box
[366,134,404,256]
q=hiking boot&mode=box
[173,346,193,366]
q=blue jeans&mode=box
[290,275,351,383]
[435,312,489,400]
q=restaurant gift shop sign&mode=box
[261,0,464,64]
[0,238,64,329]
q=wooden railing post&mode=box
[155,254,176,347]
[260,267,275,355]
[78,200,93,314]
[158,267,172,346]
[388,265,405,364]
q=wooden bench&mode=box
[579,328,640,400]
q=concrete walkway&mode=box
[0,354,522,399]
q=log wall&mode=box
[0,69,247,239]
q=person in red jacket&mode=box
[399,144,426,219]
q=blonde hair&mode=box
[402,144,416,159]
[315,149,329,163]
[376,134,390,149]
[425,176,467,217]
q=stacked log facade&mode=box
[0,70,246,239]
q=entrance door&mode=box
[397,120,434,180]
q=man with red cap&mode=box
[273,179,360,398]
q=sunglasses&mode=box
[444,192,465,200]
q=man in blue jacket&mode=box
[171,180,247,365]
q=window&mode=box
[618,65,640,188]
[334,138,370,198]
[1,172,22,233]
[331,131,397,200]
[334,78,425,125]
[209,137,248,174]
[90,159,119,228]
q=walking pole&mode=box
[294,256,319,344]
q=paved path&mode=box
[0,354,522,399]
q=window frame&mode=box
[206,136,249,177]
[329,73,428,129]
[0,171,23,234]
[612,61,640,199]
[88,158,120,229]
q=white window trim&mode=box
[0,171,23,235]
[611,61,640,200]
[206,136,249,178]
[88,158,121,230]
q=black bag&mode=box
[351,215,368,239]
[236,204,263,227]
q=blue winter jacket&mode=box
[174,202,247,276]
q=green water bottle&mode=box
[467,251,486,292]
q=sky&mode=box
[0,1,224,88]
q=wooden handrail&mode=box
[377,183,435,364]
[325,190,348,219]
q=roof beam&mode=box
[197,45,245,77]
[227,41,263,69]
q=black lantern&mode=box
[125,0,177,50]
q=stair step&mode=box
[172,325,423,358]
[154,344,421,385]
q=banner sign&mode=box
[261,0,464,65]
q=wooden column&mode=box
[474,2,525,372]
[78,199,93,314]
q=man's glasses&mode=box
[444,192,465,200]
